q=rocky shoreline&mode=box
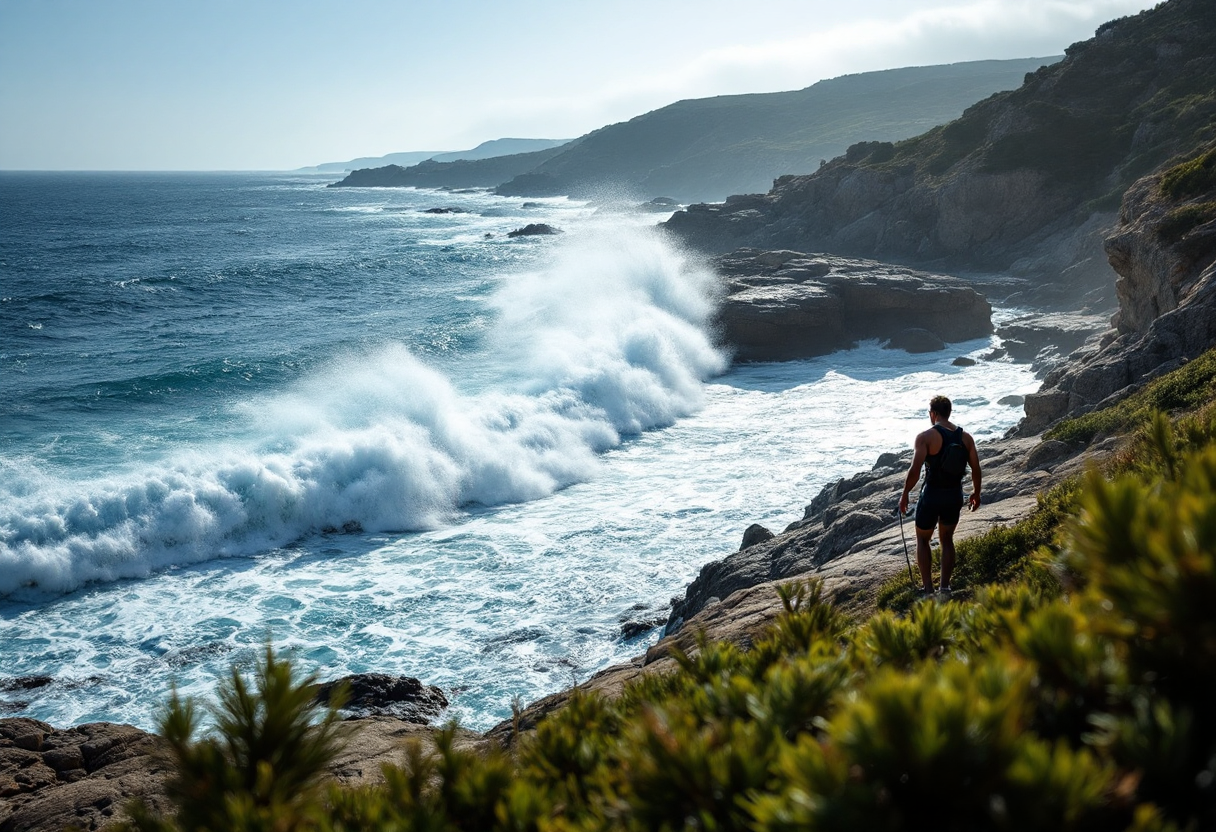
[3,191,1204,825]
[6,1,1216,818]
[0,251,1120,832]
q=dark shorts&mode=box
[915,487,964,530]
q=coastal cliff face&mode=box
[663,0,1216,291]
[1022,145,1216,432]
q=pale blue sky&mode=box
[0,0,1157,170]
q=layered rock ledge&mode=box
[1020,147,1216,433]
[713,248,993,361]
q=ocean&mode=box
[0,172,1039,731]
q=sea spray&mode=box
[0,226,727,597]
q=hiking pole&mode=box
[896,502,917,587]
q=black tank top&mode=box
[924,424,965,489]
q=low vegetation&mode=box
[1160,145,1216,200]
[1044,347,1216,443]
[122,350,1216,832]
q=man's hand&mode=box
[898,492,910,515]
[968,492,981,512]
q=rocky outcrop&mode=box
[713,249,992,360]
[0,719,172,832]
[663,0,1216,291]
[506,223,562,238]
[313,674,448,723]
[1020,146,1216,432]
[0,707,477,831]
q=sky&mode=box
[0,0,1160,170]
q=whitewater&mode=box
[0,172,1039,730]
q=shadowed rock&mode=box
[314,674,448,723]
[713,248,991,361]
[506,223,562,238]
[885,327,946,353]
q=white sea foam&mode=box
[0,227,726,597]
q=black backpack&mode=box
[931,426,968,483]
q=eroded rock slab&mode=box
[714,249,992,361]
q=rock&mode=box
[0,718,172,831]
[1024,440,1076,470]
[422,207,466,214]
[1021,390,1071,433]
[313,674,448,723]
[713,249,991,361]
[953,356,978,366]
[996,312,1108,357]
[619,615,668,640]
[634,197,680,213]
[740,524,774,550]
[506,223,562,238]
[998,394,1025,406]
[885,327,946,353]
[0,678,53,694]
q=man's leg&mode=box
[915,526,935,591]
[938,523,958,589]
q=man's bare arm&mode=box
[898,432,929,515]
[966,432,982,511]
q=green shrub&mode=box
[1160,146,1216,199]
[121,645,347,832]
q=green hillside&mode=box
[332,58,1057,202]
[498,58,1059,202]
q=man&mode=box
[898,395,982,595]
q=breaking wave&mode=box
[0,227,726,597]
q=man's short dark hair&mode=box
[930,395,952,418]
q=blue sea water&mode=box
[0,172,1039,730]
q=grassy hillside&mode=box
[332,59,1056,200]
[123,349,1216,832]
[870,0,1216,212]
[496,58,1058,202]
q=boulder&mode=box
[953,356,978,366]
[313,674,448,723]
[740,524,774,550]
[885,328,946,353]
[506,223,562,238]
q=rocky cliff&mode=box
[1022,143,1216,431]
[663,0,1216,295]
